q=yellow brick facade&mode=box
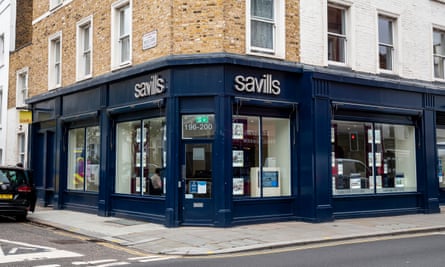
[9,0,300,107]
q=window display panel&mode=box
[143,118,166,196]
[437,128,445,189]
[115,118,166,196]
[332,120,417,195]
[262,118,291,196]
[376,124,417,193]
[85,126,100,192]
[331,121,374,195]
[67,128,85,190]
[232,115,291,197]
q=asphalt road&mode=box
[161,233,445,267]
[0,216,176,266]
[2,216,445,267]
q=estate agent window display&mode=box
[331,120,417,195]
[67,126,101,192]
[232,115,291,198]
[115,117,166,196]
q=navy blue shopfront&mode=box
[27,54,442,227]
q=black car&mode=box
[0,166,36,221]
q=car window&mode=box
[0,171,9,184]
[0,169,28,185]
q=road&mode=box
[2,216,445,266]
[0,216,176,266]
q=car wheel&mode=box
[16,214,27,222]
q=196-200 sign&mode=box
[182,114,215,139]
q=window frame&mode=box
[66,126,101,192]
[48,32,62,90]
[0,33,4,67]
[76,16,93,81]
[115,116,167,197]
[433,27,445,80]
[327,3,349,65]
[18,133,26,166]
[16,67,28,108]
[245,0,285,59]
[111,0,132,70]
[377,13,398,73]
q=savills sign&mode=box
[234,74,281,96]
[134,74,166,99]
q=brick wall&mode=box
[10,0,301,101]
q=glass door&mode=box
[181,143,213,224]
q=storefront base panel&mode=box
[110,196,166,224]
[62,192,98,211]
[332,193,423,219]
[231,198,296,225]
[36,188,55,207]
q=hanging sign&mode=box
[19,110,32,124]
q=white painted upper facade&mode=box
[0,0,12,165]
[300,0,445,82]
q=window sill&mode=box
[246,50,285,60]
[111,61,132,72]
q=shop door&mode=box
[181,143,214,224]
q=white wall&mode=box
[300,0,445,82]
[0,0,11,165]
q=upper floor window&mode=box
[76,17,93,80]
[246,0,285,58]
[50,0,74,9]
[48,32,62,89]
[433,29,445,80]
[50,0,63,9]
[16,68,28,108]
[378,15,395,71]
[0,87,3,126]
[0,34,4,67]
[328,5,347,64]
[111,0,132,69]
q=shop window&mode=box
[76,16,93,81]
[328,4,348,64]
[48,32,62,89]
[246,0,285,58]
[378,15,396,71]
[67,126,100,192]
[115,117,166,196]
[332,121,417,195]
[433,28,445,80]
[436,128,445,189]
[232,115,291,197]
[111,0,132,69]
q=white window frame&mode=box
[17,133,26,166]
[0,33,4,67]
[48,32,62,90]
[377,12,399,74]
[325,0,352,66]
[433,27,445,80]
[16,67,28,108]
[49,0,63,10]
[0,86,3,127]
[246,0,285,59]
[111,0,132,70]
[76,16,93,81]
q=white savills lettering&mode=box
[233,74,280,95]
[134,74,166,99]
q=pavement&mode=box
[27,206,445,256]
